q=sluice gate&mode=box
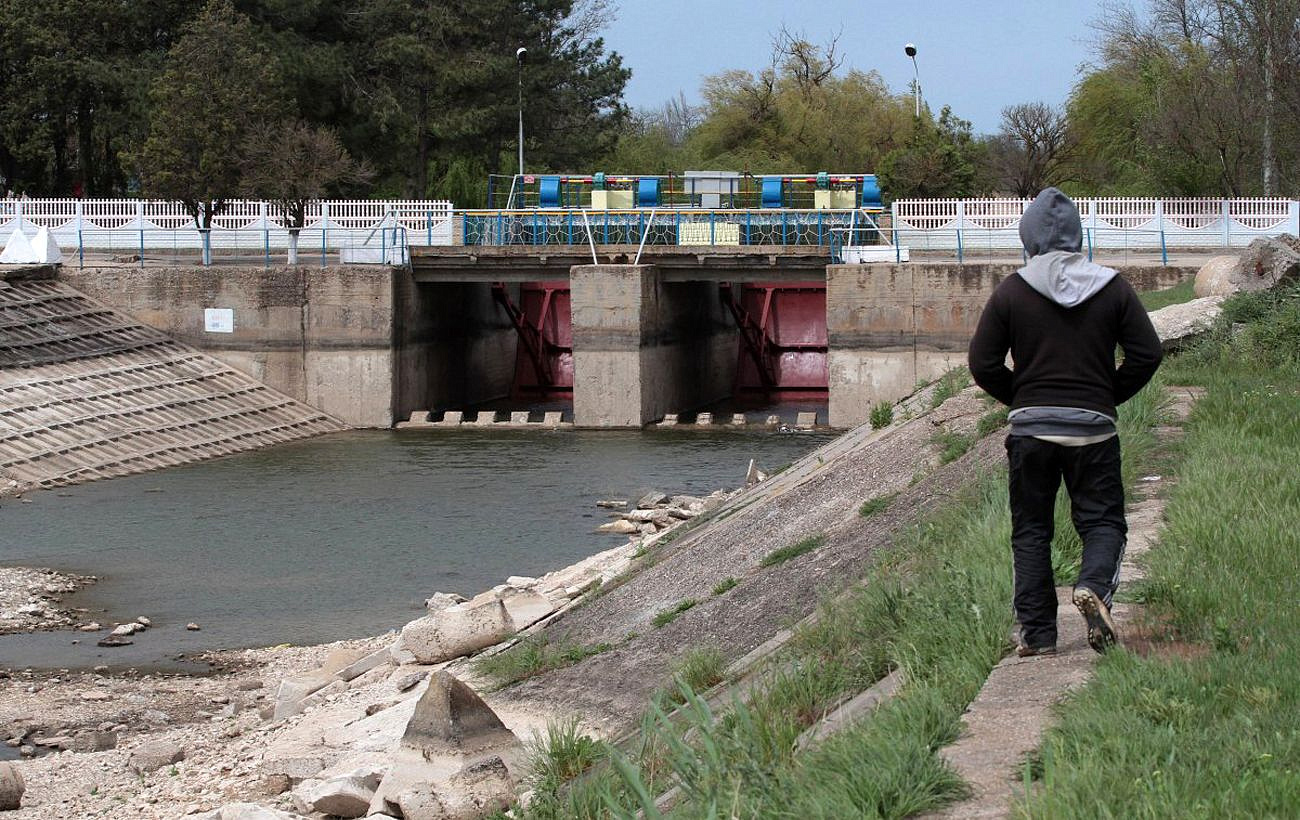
[492,280,573,401]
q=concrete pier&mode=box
[569,265,734,427]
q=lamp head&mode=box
[516,47,528,64]
[904,43,917,58]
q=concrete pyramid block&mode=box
[32,226,62,263]
[0,227,35,264]
[369,671,521,815]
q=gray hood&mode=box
[1018,250,1117,308]
[1017,187,1116,307]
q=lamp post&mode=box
[904,43,921,118]
[516,47,527,180]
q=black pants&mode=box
[1006,434,1127,648]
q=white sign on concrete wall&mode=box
[204,308,234,333]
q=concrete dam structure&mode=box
[0,266,344,491]
[50,252,1194,431]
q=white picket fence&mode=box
[0,199,455,253]
[891,198,1300,250]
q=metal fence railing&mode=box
[52,225,410,268]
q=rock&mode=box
[639,523,657,535]
[504,575,538,589]
[272,672,335,721]
[15,603,43,616]
[1233,235,1300,293]
[79,622,102,632]
[68,731,117,752]
[394,670,430,693]
[597,519,639,535]
[237,680,264,691]
[425,592,467,611]
[0,762,24,811]
[190,802,306,820]
[186,622,201,631]
[369,672,522,816]
[110,622,140,637]
[635,491,667,508]
[321,647,368,677]
[594,499,627,508]
[127,739,185,774]
[334,647,390,682]
[141,709,170,725]
[302,773,379,818]
[1194,254,1239,297]
[135,616,152,628]
[261,773,292,795]
[262,753,325,781]
[301,679,348,710]
[1149,296,1226,351]
[500,589,556,630]
[395,756,514,820]
[80,689,112,701]
[31,735,74,748]
[398,599,514,665]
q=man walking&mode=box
[968,188,1162,656]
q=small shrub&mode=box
[976,408,1009,437]
[712,577,739,595]
[929,368,972,409]
[932,429,975,464]
[652,598,699,628]
[665,645,727,703]
[523,718,608,816]
[474,635,613,686]
[870,401,895,429]
[858,493,898,518]
[760,533,827,567]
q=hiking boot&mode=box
[1073,587,1119,653]
[1016,643,1057,658]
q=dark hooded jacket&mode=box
[967,188,1162,419]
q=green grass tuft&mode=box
[712,577,739,595]
[932,429,976,464]
[651,598,699,629]
[473,635,614,687]
[1138,278,1196,311]
[930,368,973,409]
[858,493,898,518]
[870,400,895,429]
[976,407,1009,437]
[759,533,827,567]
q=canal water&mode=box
[0,428,832,671]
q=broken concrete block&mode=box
[398,600,514,665]
[127,739,185,774]
[272,672,335,720]
[301,774,377,818]
[597,519,639,534]
[333,647,390,682]
[0,762,24,810]
[395,756,514,820]
[796,411,818,428]
[501,590,556,630]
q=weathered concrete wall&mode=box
[570,265,735,426]
[827,262,1198,428]
[61,266,401,427]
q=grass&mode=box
[976,407,1009,437]
[518,719,612,819]
[858,493,897,518]
[473,635,614,687]
[711,577,738,596]
[1137,278,1197,311]
[667,645,727,700]
[758,533,827,567]
[931,429,976,464]
[651,598,698,629]
[930,367,973,409]
[1025,280,1300,818]
[870,400,895,429]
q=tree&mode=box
[241,120,373,264]
[879,107,987,200]
[991,102,1074,197]
[134,0,291,261]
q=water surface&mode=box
[0,428,831,670]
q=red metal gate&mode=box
[492,281,573,400]
[721,282,827,401]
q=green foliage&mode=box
[975,408,1009,437]
[869,400,895,429]
[523,718,608,816]
[929,368,972,409]
[759,533,826,567]
[473,635,613,687]
[880,106,987,200]
[134,0,291,226]
[669,645,727,697]
[651,598,698,628]
[1138,280,1197,311]
[931,430,975,465]
[858,493,897,518]
[711,577,739,595]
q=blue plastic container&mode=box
[761,176,783,208]
[538,176,562,208]
[637,177,660,207]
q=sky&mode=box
[600,0,1120,136]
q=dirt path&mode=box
[927,386,1201,819]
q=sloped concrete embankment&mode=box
[0,271,344,492]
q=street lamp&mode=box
[516,47,528,180]
[904,43,921,118]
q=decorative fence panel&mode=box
[892,198,1300,250]
[0,199,455,253]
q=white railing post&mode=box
[14,198,21,233]
[1154,199,1164,250]
[1221,199,1231,247]
[1290,201,1300,237]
